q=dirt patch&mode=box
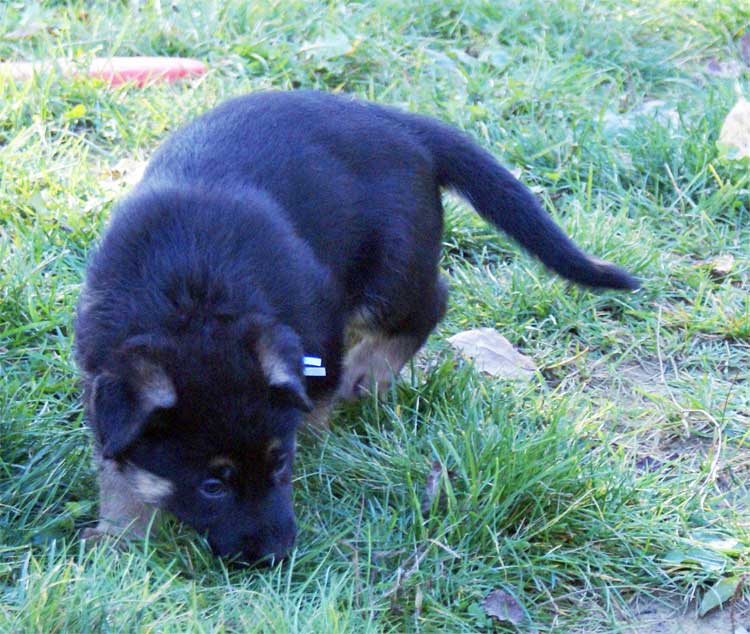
[623,599,750,634]
[586,356,674,401]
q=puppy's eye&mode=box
[199,478,228,499]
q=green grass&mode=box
[1,0,749,631]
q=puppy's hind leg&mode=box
[338,277,447,400]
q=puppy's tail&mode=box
[400,113,639,290]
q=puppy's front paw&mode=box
[81,526,105,542]
[80,524,127,550]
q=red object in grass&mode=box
[0,56,207,87]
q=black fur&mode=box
[75,90,638,564]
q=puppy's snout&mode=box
[238,536,295,567]
[212,523,296,567]
[246,524,297,566]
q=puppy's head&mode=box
[87,316,312,565]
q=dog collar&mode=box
[303,356,326,377]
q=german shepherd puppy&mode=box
[75,90,638,564]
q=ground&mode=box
[0,1,749,632]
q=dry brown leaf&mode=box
[602,99,679,134]
[421,460,455,515]
[482,589,526,626]
[638,99,680,128]
[100,158,147,189]
[718,98,750,160]
[708,254,735,278]
[694,254,735,279]
[447,328,537,380]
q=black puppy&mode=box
[75,90,637,564]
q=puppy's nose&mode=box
[242,543,290,567]
[242,529,296,567]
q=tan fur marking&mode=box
[257,340,293,387]
[133,359,176,410]
[88,456,159,541]
[126,467,174,505]
[266,438,282,453]
[209,456,237,471]
[338,333,422,400]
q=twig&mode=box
[382,546,428,600]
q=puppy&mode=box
[75,90,638,564]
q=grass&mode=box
[1,0,749,631]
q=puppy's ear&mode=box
[244,317,313,413]
[91,340,176,459]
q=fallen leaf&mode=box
[100,157,147,189]
[300,32,353,64]
[718,98,750,161]
[421,460,455,515]
[482,588,526,626]
[698,575,742,616]
[689,530,744,555]
[637,99,680,128]
[707,254,735,279]
[705,57,743,79]
[662,547,727,573]
[447,328,537,380]
[602,99,679,133]
[663,544,729,574]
